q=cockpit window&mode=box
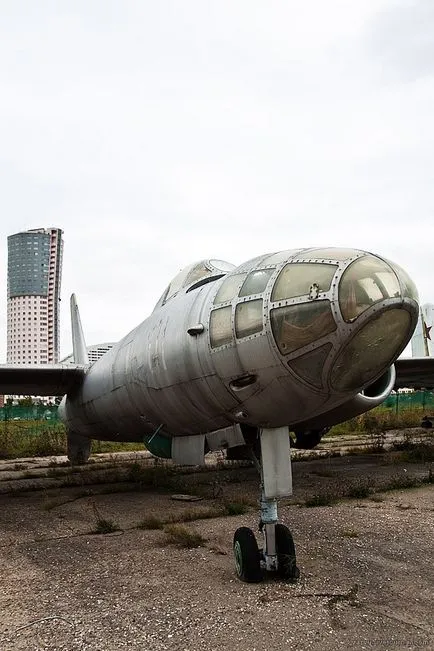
[185,262,213,287]
[295,248,360,261]
[210,306,233,348]
[271,263,338,302]
[270,301,336,355]
[339,256,401,323]
[214,273,247,304]
[163,259,235,305]
[387,261,419,303]
[263,249,306,265]
[331,309,412,391]
[288,343,332,388]
[235,300,263,338]
[239,269,274,297]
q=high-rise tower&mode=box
[7,228,63,365]
[411,303,433,357]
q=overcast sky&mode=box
[1,0,433,361]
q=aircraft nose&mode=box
[330,255,419,392]
[337,255,418,323]
[268,249,419,394]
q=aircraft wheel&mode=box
[275,523,300,582]
[233,527,263,583]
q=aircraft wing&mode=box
[0,364,87,396]
[394,358,434,389]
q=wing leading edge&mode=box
[0,364,87,396]
[394,358,434,389]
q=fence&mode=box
[382,391,434,411]
[1,391,434,423]
[0,405,60,422]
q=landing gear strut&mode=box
[67,431,91,465]
[233,426,299,583]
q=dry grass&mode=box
[304,466,433,507]
[328,406,426,438]
[137,516,165,530]
[0,421,145,459]
[341,528,359,538]
[163,524,206,548]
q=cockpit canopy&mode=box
[154,259,235,310]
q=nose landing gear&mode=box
[233,426,299,583]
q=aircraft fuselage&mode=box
[60,247,419,446]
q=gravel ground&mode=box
[0,452,433,651]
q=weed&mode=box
[398,442,434,463]
[90,500,119,534]
[370,494,384,503]
[341,528,359,538]
[367,433,386,453]
[328,406,425,437]
[163,524,206,548]
[382,474,420,491]
[0,420,143,460]
[175,507,220,522]
[137,516,164,530]
[13,463,26,471]
[222,501,249,516]
[305,493,337,507]
[126,462,148,483]
[138,506,222,530]
[126,463,185,491]
[93,519,120,534]
[346,484,371,499]
[91,440,144,454]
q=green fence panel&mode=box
[0,405,60,421]
[383,391,434,410]
[1,391,433,423]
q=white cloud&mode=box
[0,0,433,360]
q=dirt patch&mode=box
[0,453,432,650]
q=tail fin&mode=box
[70,294,89,365]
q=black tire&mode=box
[275,524,300,582]
[233,527,263,583]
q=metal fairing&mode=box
[59,247,421,447]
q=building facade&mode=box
[411,303,434,357]
[7,228,63,365]
[61,343,115,365]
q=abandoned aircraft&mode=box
[1,246,432,583]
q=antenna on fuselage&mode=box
[70,293,89,365]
